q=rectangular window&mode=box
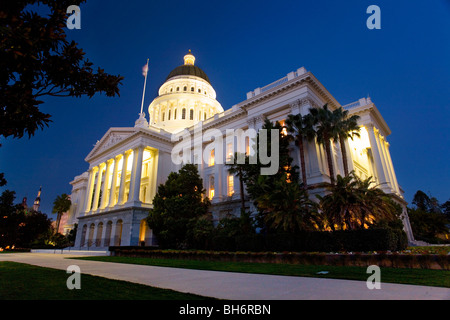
[227,175,234,196]
[226,143,233,162]
[209,149,215,167]
[209,176,215,199]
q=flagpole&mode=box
[140,58,149,115]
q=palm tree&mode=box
[309,104,339,184]
[52,194,71,233]
[285,113,315,189]
[332,107,360,176]
[226,152,248,214]
[317,172,397,230]
[256,174,319,233]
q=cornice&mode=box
[238,72,341,112]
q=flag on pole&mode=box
[142,63,149,77]
[140,59,149,115]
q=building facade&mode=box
[64,51,415,248]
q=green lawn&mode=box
[75,256,450,288]
[0,261,211,300]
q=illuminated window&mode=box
[226,143,233,162]
[209,149,215,166]
[209,176,215,199]
[227,175,234,196]
[245,137,250,155]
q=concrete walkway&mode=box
[0,252,449,300]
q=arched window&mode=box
[189,109,194,120]
[80,224,87,247]
[183,86,187,91]
[115,220,123,246]
[176,87,180,92]
[198,89,201,93]
[174,109,177,119]
[170,88,173,92]
[182,108,186,120]
[88,223,95,247]
[162,112,165,121]
[96,222,103,247]
[104,221,112,247]
[191,87,194,92]
[204,112,207,120]
[168,110,171,120]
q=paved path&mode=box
[0,252,449,300]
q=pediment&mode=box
[85,127,136,162]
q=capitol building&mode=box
[64,51,415,248]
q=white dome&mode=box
[148,51,223,133]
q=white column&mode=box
[84,167,98,213]
[379,136,395,192]
[92,163,105,211]
[145,153,153,204]
[129,146,144,204]
[384,142,400,194]
[118,151,131,204]
[100,159,113,209]
[367,125,388,189]
[108,155,121,207]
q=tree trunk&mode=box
[324,139,335,185]
[339,135,349,176]
[298,137,308,189]
[239,171,245,213]
[56,212,62,233]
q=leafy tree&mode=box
[242,119,298,202]
[0,190,51,248]
[441,199,450,220]
[412,190,433,212]
[408,190,449,242]
[146,164,210,248]
[0,0,123,141]
[186,213,214,249]
[285,113,316,188]
[52,193,71,233]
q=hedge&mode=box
[211,229,408,252]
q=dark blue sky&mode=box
[1,0,449,217]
